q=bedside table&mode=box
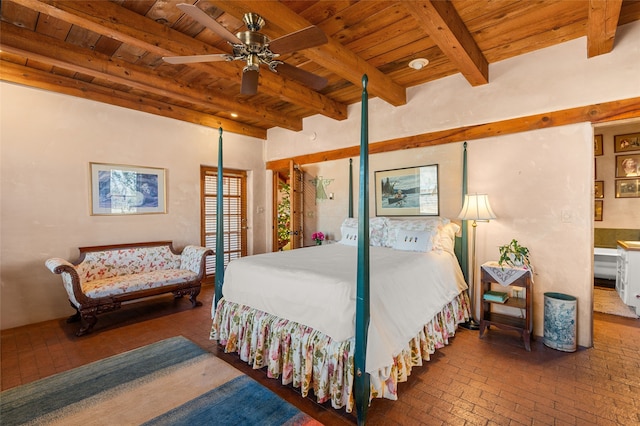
[479,261,533,351]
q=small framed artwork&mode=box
[615,179,640,198]
[374,164,439,216]
[90,162,166,215]
[614,132,640,153]
[594,134,603,156]
[594,199,603,221]
[615,154,640,178]
[594,181,604,198]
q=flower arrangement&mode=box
[312,231,325,245]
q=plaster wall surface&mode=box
[0,83,266,329]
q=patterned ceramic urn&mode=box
[543,292,577,352]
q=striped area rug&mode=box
[0,336,322,426]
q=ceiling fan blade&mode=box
[241,69,259,95]
[274,63,328,91]
[269,26,328,54]
[177,3,242,45]
[162,54,231,64]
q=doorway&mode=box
[272,161,305,251]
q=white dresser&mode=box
[616,241,640,314]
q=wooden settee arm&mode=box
[180,245,213,277]
[44,257,86,307]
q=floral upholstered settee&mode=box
[45,241,212,336]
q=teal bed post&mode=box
[455,142,469,282]
[355,74,370,425]
[214,127,224,310]
[348,158,354,218]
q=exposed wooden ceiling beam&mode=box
[266,96,640,170]
[209,0,407,107]
[8,0,348,122]
[0,60,267,139]
[587,0,623,58]
[0,23,301,131]
[404,1,488,86]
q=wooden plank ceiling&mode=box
[1,0,639,140]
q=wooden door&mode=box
[201,166,247,283]
[289,160,304,249]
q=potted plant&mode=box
[498,239,531,268]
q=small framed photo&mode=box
[616,154,640,178]
[594,181,604,198]
[614,132,640,153]
[615,179,640,198]
[594,134,603,156]
[374,164,439,216]
[594,199,603,221]
[90,162,167,215]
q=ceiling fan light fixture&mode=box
[409,58,429,70]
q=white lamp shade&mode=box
[457,194,496,221]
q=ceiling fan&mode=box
[163,3,329,95]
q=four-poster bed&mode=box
[210,76,471,424]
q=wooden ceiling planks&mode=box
[1,0,639,139]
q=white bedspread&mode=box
[216,244,467,373]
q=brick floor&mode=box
[2,285,639,425]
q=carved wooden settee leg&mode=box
[67,303,81,323]
[190,289,202,307]
[77,310,98,337]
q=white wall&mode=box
[265,21,640,347]
[0,83,267,329]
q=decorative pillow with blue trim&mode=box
[339,225,359,246]
[385,217,447,248]
[393,229,432,252]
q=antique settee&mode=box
[45,241,212,336]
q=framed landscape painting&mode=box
[375,164,439,216]
[90,163,166,215]
[615,179,640,198]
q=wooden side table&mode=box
[479,262,533,351]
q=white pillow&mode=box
[339,217,390,247]
[386,217,446,247]
[393,229,432,252]
[339,225,359,246]
[433,222,460,254]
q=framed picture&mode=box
[594,181,604,198]
[90,162,166,215]
[614,132,640,153]
[615,154,640,178]
[594,134,603,156]
[374,164,439,216]
[594,199,603,221]
[615,178,640,198]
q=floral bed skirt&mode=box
[210,292,470,412]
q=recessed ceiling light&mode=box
[408,58,429,70]
[230,113,238,118]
